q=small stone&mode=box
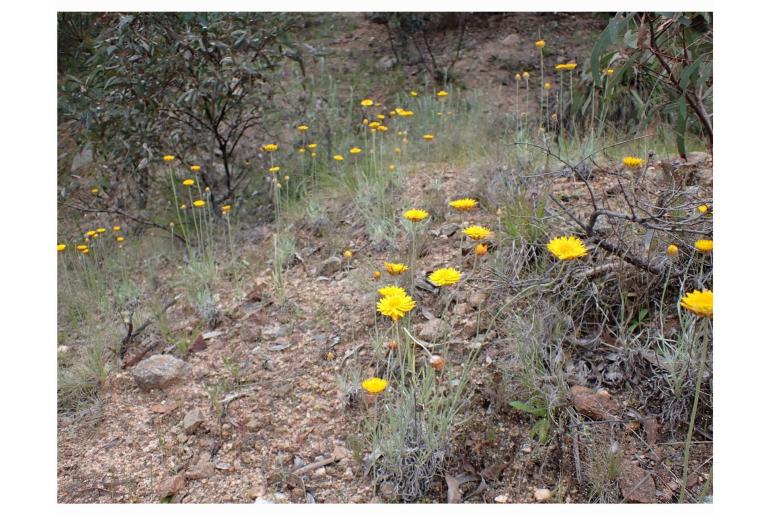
[183,408,206,434]
[570,385,620,420]
[132,354,190,391]
[494,494,510,503]
[453,302,471,316]
[534,488,552,502]
[317,256,342,277]
[469,292,487,308]
[619,459,657,503]
[521,444,532,454]
[416,319,451,341]
[312,466,327,477]
[186,456,215,480]
[156,474,185,498]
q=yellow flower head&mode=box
[193,200,206,208]
[535,39,545,49]
[180,203,187,210]
[113,226,121,232]
[86,230,97,237]
[377,114,386,120]
[361,377,389,394]
[350,147,362,154]
[449,198,478,211]
[437,90,449,97]
[515,73,521,81]
[475,243,488,256]
[368,121,381,129]
[547,236,588,260]
[360,98,374,107]
[298,148,306,153]
[422,134,434,141]
[428,267,462,287]
[523,71,530,79]
[698,205,709,214]
[384,262,409,275]
[463,225,493,241]
[162,155,175,162]
[395,108,414,117]
[680,289,713,318]
[555,64,567,71]
[373,270,382,280]
[97,228,106,234]
[190,165,201,172]
[91,187,99,194]
[403,209,429,222]
[182,179,195,186]
[377,125,388,132]
[262,143,278,152]
[606,68,614,76]
[564,63,577,71]
[222,205,232,213]
[116,236,125,242]
[378,285,407,297]
[544,82,552,90]
[694,239,713,253]
[297,124,309,132]
[269,166,280,173]
[343,249,353,259]
[623,156,644,168]
[333,154,344,161]
[307,143,318,149]
[410,90,418,97]
[377,292,416,321]
[57,244,67,252]
[77,245,88,252]
[284,175,289,181]
[666,244,679,257]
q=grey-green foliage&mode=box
[588,12,712,155]
[58,13,303,209]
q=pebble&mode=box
[494,494,510,503]
[534,488,552,502]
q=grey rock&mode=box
[469,291,487,309]
[183,408,206,434]
[317,256,342,277]
[416,319,451,341]
[132,354,190,391]
[185,456,215,480]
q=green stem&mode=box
[679,316,710,503]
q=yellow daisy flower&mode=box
[350,147,362,154]
[449,198,478,211]
[428,267,462,287]
[307,143,318,149]
[333,154,344,161]
[182,179,194,186]
[297,124,309,131]
[463,225,493,241]
[680,289,713,318]
[623,156,643,168]
[666,244,679,257]
[361,377,389,394]
[694,239,713,253]
[190,165,201,172]
[57,244,67,252]
[193,200,206,208]
[535,39,545,49]
[410,90,418,97]
[384,262,409,275]
[422,134,434,141]
[547,236,588,260]
[269,166,280,173]
[437,90,448,97]
[403,209,429,222]
[377,292,416,321]
[262,143,278,152]
[378,285,407,297]
[162,155,175,162]
[475,243,488,256]
[360,99,374,107]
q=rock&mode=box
[317,256,342,277]
[70,145,93,173]
[376,55,397,71]
[534,488,552,502]
[494,494,510,503]
[453,302,471,316]
[132,354,190,391]
[312,466,327,477]
[186,456,215,480]
[156,474,185,498]
[619,459,657,503]
[501,33,521,46]
[461,319,477,339]
[183,408,206,434]
[569,385,620,420]
[416,319,451,341]
[469,291,487,308]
